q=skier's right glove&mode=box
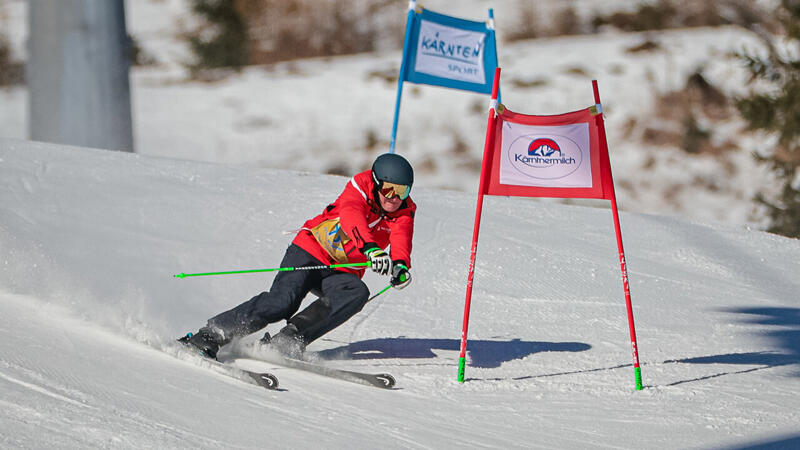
[363,244,392,276]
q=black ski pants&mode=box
[207,244,370,345]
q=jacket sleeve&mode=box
[388,212,414,268]
[337,174,378,254]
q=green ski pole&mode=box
[367,284,393,302]
[174,262,371,279]
[366,269,409,302]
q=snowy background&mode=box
[0,0,783,227]
[2,0,800,448]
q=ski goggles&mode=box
[378,181,411,200]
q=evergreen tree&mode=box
[188,0,250,72]
[737,0,800,238]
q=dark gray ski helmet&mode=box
[371,153,414,187]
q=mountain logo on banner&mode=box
[528,138,561,157]
[509,135,582,180]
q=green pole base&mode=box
[634,366,643,390]
[458,357,466,383]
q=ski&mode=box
[235,366,280,390]
[232,351,395,389]
[176,340,280,390]
[270,355,395,389]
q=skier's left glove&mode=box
[390,263,411,289]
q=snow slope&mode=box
[1,138,799,449]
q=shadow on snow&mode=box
[314,307,799,386]
[317,337,591,369]
[723,433,800,450]
[665,306,800,385]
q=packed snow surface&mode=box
[1,138,799,449]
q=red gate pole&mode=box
[593,80,643,390]
[458,68,501,383]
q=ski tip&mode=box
[174,273,186,279]
[256,372,280,390]
[375,373,396,389]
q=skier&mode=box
[180,153,416,360]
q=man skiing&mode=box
[180,153,416,360]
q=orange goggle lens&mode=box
[379,182,411,200]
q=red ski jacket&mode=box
[292,170,416,277]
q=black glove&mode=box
[363,243,391,276]
[390,263,411,289]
